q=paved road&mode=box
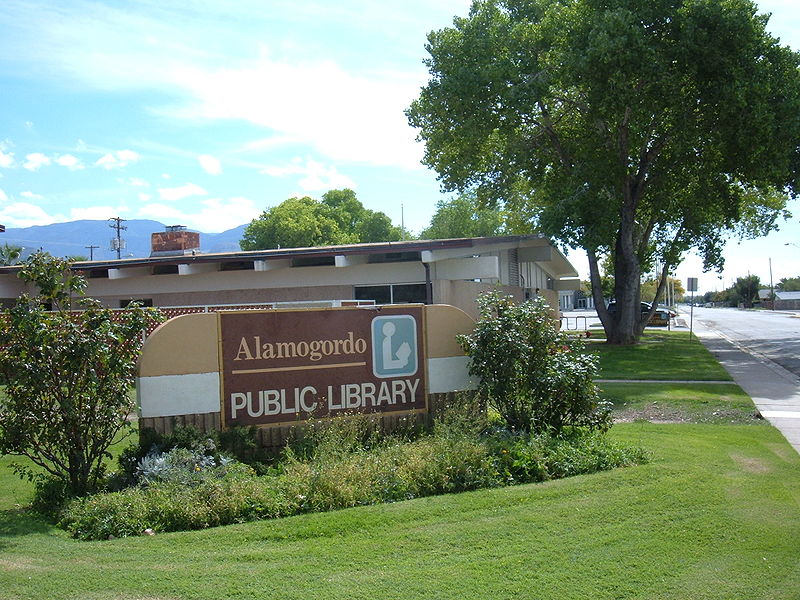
[689,306,800,378]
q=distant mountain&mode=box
[1,220,248,261]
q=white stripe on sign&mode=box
[138,372,220,418]
[427,356,477,394]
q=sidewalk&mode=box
[691,320,800,454]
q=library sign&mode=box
[219,306,425,426]
[136,304,475,432]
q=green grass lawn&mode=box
[589,331,732,381]
[2,423,799,599]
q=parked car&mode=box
[656,305,678,318]
[605,301,671,326]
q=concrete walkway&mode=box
[692,320,800,454]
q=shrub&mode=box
[458,291,612,433]
[0,251,162,500]
[487,428,651,485]
[60,414,648,540]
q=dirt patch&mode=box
[0,557,39,571]
[614,404,761,425]
[729,452,771,474]
[614,407,693,424]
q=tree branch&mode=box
[537,101,572,169]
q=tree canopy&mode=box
[240,189,402,250]
[419,193,507,239]
[776,276,800,292]
[408,0,800,343]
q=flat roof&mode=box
[0,234,579,278]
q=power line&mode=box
[85,244,100,260]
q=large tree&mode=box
[407,0,800,344]
[241,189,402,250]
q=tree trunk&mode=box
[605,183,642,344]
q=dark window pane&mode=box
[393,283,427,304]
[355,285,391,305]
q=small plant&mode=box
[458,291,611,433]
[135,446,249,488]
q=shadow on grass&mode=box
[0,507,54,546]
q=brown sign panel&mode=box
[219,306,426,426]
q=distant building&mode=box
[774,291,800,310]
[0,231,581,320]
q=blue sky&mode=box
[0,0,798,294]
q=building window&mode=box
[291,256,336,267]
[354,283,427,305]
[220,261,255,271]
[367,251,421,264]
[152,264,179,275]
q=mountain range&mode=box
[1,220,248,261]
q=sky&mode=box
[0,0,798,294]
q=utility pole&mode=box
[108,217,127,260]
[85,244,99,261]
[769,257,774,310]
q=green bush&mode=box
[488,428,651,485]
[458,291,611,433]
[61,474,306,540]
[31,475,71,519]
[60,412,648,540]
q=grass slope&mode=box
[589,331,732,381]
[2,423,799,600]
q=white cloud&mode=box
[0,4,427,170]
[20,191,43,199]
[138,196,259,232]
[0,188,7,202]
[158,182,207,202]
[24,153,51,171]
[138,193,152,202]
[198,154,222,175]
[95,149,140,169]
[0,150,14,168]
[262,158,357,191]
[168,58,424,169]
[0,202,61,227]
[54,154,84,170]
[137,202,184,222]
[70,205,127,220]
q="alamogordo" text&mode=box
[234,332,367,362]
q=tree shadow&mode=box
[0,507,54,548]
